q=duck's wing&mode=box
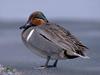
[37,23,88,57]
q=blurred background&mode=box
[0,0,100,75]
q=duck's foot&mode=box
[41,64,57,69]
[33,56,58,69]
[33,65,56,70]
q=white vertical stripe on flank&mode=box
[27,29,34,41]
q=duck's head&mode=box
[19,11,48,29]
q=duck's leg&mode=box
[33,56,51,69]
[41,56,58,68]
[44,56,51,67]
[53,59,58,67]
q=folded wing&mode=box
[37,23,88,58]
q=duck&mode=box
[19,11,89,68]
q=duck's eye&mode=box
[31,18,46,26]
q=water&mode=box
[0,20,100,75]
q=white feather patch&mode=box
[27,29,34,41]
[73,52,90,59]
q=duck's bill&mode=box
[19,22,31,29]
[19,25,26,29]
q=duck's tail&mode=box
[73,52,90,59]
